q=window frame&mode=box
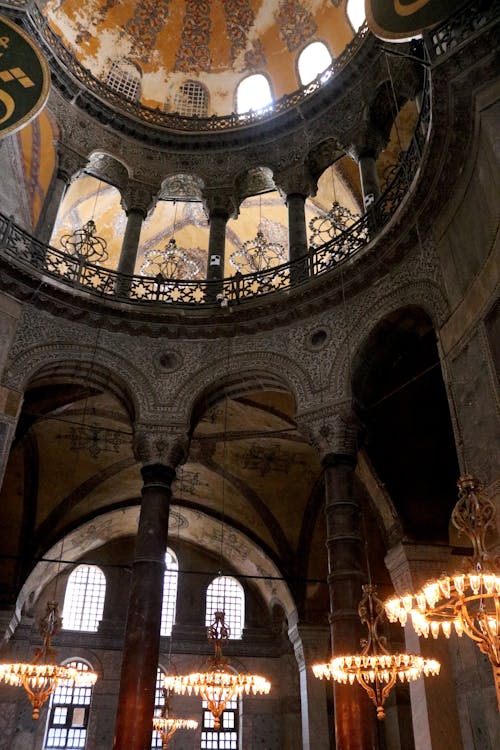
[205,576,245,640]
[43,659,95,750]
[62,564,106,633]
[172,80,209,118]
[296,40,333,87]
[160,548,179,637]
[235,73,274,116]
[105,59,142,102]
[201,696,240,750]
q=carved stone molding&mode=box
[274,163,317,201]
[133,425,189,468]
[56,144,87,184]
[120,181,158,217]
[296,403,360,460]
[201,189,239,220]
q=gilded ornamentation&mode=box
[175,0,211,73]
[124,0,173,63]
[223,0,254,63]
[275,0,317,52]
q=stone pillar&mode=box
[202,191,238,302]
[113,428,187,750]
[116,183,156,296]
[275,165,316,285]
[385,543,465,750]
[358,153,381,212]
[35,146,86,248]
[298,409,379,750]
[288,620,331,750]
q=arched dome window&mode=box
[160,548,178,637]
[173,80,209,117]
[205,576,244,639]
[43,659,95,749]
[347,0,366,32]
[62,564,106,632]
[298,41,333,86]
[236,74,273,115]
[105,59,141,102]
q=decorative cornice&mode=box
[133,426,189,468]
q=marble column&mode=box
[289,621,331,750]
[275,165,316,285]
[358,153,381,212]
[116,183,156,297]
[35,147,86,248]
[385,543,466,750]
[202,191,237,302]
[113,429,187,750]
[298,409,379,750]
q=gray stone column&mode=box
[385,543,466,750]
[275,165,316,285]
[288,621,331,750]
[202,191,238,302]
[113,428,187,750]
[298,408,379,750]
[358,153,381,212]
[35,147,86,247]
[116,183,156,296]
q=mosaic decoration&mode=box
[174,0,211,73]
[223,0,254,63]
[275,0,317,52]
[125,0,173,63]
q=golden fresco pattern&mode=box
[39,0,355,114]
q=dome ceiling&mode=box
[39,0,356,114]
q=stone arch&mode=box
[86,151,131,190]
[234,166,276,202]
[1,342,156,422]
[306,137,345,184]
[173,350,312,426]
[8,505,297,638]
[329,277,449,398]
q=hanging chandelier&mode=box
[0,601,97,719]
[164,611,271,730]
[140,237,202,280]
[60,219,109,264]
[309,201,360,247]
[313,585,440,720]
[152,693,197,749]
[230,195,285,273]
[384,474,500,709]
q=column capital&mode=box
[120,181,158,217]
[274,164,317,201]
[348,126,387,163]
[56,144,87,184]
[202,189,239,221]
[133,425,188,468]
[296,404,360,462]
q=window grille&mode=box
[44,660,94,750]
[105,60,141,102]
[205,577,244,639]
[151,667,165,749]
[298,42,333,85]
[160,549,178,637]
[62,565,106,632]
[236,74,273,114]
[173,80,209,117]
[201,698,238,749]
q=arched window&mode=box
[105,59,141,102]
[62,565,106,632]
[43,659,94,750]
[236,74,273,115]
[347,0,365,32]
[205,576,244,639]
[160,549,178,637]
[298,41,333,86]
[151,666,165,749]
[173,80,209,117]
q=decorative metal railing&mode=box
[424,0,499,60]
[0,78,431,308]
[18,1,370,134]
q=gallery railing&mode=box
[0,77,431,308]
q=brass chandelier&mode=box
[313,585,440,720]
[0,601,97,719]
[384,475,500,709]
[60,219,109,264]
[164,610,271,730]
[152,692,197,749]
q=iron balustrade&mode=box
[0,79,431,308]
